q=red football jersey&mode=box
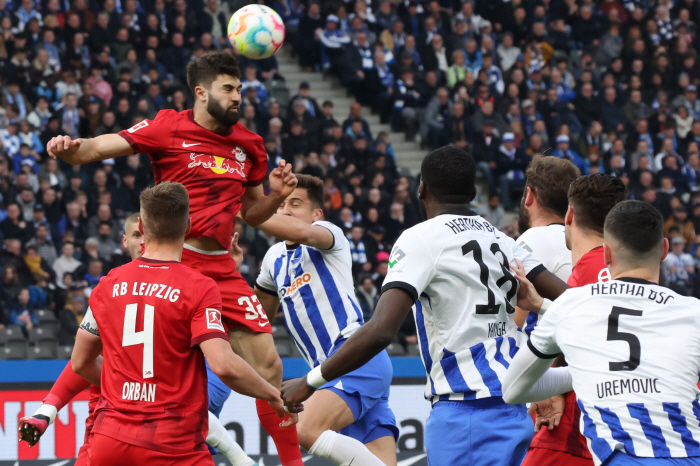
[84,257,228,454]
[118,109,268,249]
[529,245,609,460]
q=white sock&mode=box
[309,430,386,466]
[206,411,255,466]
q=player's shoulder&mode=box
[264,241,288,259]
[519,224,565,246]
[151,108,182,123]
[231,122,264,143]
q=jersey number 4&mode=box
[122,303,155,379]
[462,240,518,314]
[607,306,643,371]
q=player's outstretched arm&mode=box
[71,328,104,387]
[239,161,298,227]
[46,134,134,165]
[501,344,573,405]
[281,287,414,406]
[18,360,93,446]
[254,214,334,250]
[201,337,294,419]
[530,269,569,301]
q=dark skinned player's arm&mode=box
[316,288,414,381]
[254,285,281,322]
[530,270,569,300]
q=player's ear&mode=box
[660,237,670,261]
[138,217,144,235]
[564,205,574,226]
[313,208,324,222]
[185,217,192,236]
[418,180,426,200]
[524,186,534,207]
[603,242,613,268]
[194,85,207,102]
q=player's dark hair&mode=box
[605,200,664,259]
[295,174,325,209]
[139,181,190,241]
[186,52,240,94]
[568,174,627,234]
[421,146,476,203]
[526,157,580,218]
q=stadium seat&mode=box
[27,340,57,360]
[36,310,60,335]
[57,345,74,359]
[407,344,421,357]
[28,326,57,344]
[2,342,27,360]
[2,326,26,344]
[274,337,293,358]
[386,343,407,356]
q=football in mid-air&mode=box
[228,5,285,59]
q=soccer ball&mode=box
[228,5,285,59]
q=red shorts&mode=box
[181,245,272,334]
[89,433,213,466]
[521,447,594,466]
[75,442,90,466]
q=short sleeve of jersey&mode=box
[313,220,347,253]
[246,135,267,187]
[527,297,566,359]
[381,228,435,302]
[118,110,175,154]
[190,278,229,347]
[507,235,546,282]
[256,248,279,296]
[79,307,100,337]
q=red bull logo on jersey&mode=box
[207,308,225,331]
[278,273,312,298]
[188,152,246,178]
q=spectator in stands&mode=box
[83,259,103,287]
[356,274,378,322]
[479,194,505,229]
[495,132,529,210]
[53,242,81,289]
[663,236,696,295]
[8,287,38,331]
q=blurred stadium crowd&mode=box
[2,0,700,358]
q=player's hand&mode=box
[268,397,303,428]
[229,232,244,270]
[269,160,298,198]
[281,376,315,406]
[18,416,49,447]
[510,259,544,313]
[46,135,82,160]
[528,395,566,432]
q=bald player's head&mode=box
[603,200,668,273]
[122,212,144,260]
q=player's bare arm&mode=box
[254,286,281,322]
[46,133,134,165]
[239,160,298,227]
[530,269,569,301]
[71,328,104,387]
[255,214,334,250]
[281,287,414,406]
[200,337,301,426]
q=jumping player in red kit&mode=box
[522,174,627,466]
[46,52,304,465]
[70,182,287,465]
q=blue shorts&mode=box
[604,452,700,466]
[206,360,232,416]
[425,398,533,466]
[320,340,399,444]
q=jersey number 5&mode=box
[607,306,643,371]
[122,303,155,379]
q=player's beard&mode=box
[207,98,240,127]
[517,195,531,235]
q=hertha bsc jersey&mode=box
[383,209,545,402]
[256,221,364,368]
[529,278,700,465]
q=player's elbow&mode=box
[501,376,527,405]
[70,354,87,377]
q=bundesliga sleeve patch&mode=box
[207,308,225,332]
[127,120,149,133]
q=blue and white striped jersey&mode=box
[382,210,545,403]
[256,221,364,368]
[529,279,700,465]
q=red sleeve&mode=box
[118,110,175,154]
[190,278,229,347]
[43,361,91,410]
[246,136,268,187]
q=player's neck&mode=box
[610,266,660,284]
[528,208,564,228]
[428,202,472,219]
[571,228,603,266]
[193,104,228,133]
[141,240,183,262]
